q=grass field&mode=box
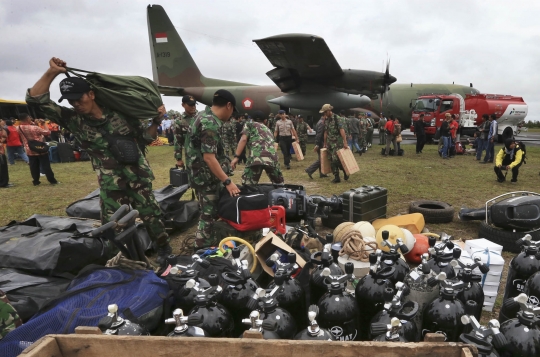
[1,141,539,323]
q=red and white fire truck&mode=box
[410,93,528,142]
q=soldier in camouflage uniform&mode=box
[222,118,236,157]
[358,113,368,152]
[267,113,275,132]
[322,104,349,183]
[0,290,22,339]
[231,110,283,185]
[174,95,198,167]
[185,90,240,248]
[366,113,375,148]
[27,57,172,264]
[379,114,387,145]
[295,115,311,156]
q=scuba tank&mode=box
[98,304,149,336]
[245,282,298,339]
[422,277,466,342]
[168,254,211,312]
[309,243,343,305]
[220,247,260,336]
[266,252,305,326]
[316,262,359,341]
[240,310,281,339]
[500,293,540,357]
[294,305,335,340]
[369,282,419,342]
[164,308,209,337]
[500,235,540,324]
[379,230,410,284]
[459,301,508,357]
[185,274,234,337]
[355,252,396,340]
[425,233,461,279]
[452,256,490,321]
[404,253,446,341]
[372,317,408,342]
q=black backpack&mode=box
[517,141,527,164]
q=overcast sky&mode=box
[1,0,539,121]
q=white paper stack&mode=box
[454,239,504,312]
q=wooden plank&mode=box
[424,333,446,342]
[337,148,359,175]
[19,336,63,357]
[52,334,476,357]
[320,148,332,174]
[75,326,102,335]
[292,141,304,161]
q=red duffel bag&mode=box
[218,186,271,231]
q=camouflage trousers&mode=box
[99,180,169,247]
[366,128,374,146]
[194,183,221,248]
[224,137,236,156]
[379,129,387,145]
[327,144,344,176]
[242,163,284,185]
[0,290,22,339]
[299,139,307,156]
[359,131,367,149]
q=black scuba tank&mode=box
[266,252,305,326]
[422,279,466,342]
[309,243,344,305]
[524,271,540,310]
[220,247,260,336]
[372,317,409,342]
[452,256,490,321]
[168,254,211,312]
[500,293,540,357]
[369,282,419,342]
[500,235,540,324]
[355,252,395,340]
[379,230,410,284]
[186,274,234,337]
[97,304,149,336]
[245,283,298,339]
[425,233,461,279]
[404,253,446,342]
[240,310,281,339]
[294,305,335,340]
[164,308,209,337]
[459,301,508,357]
[317,262,359,341]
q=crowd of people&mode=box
[0,57,528,261]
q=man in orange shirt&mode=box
[47,121,61,142]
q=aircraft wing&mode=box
[253,34,343,92]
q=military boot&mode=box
[156,243,173,267]
[331,174,341,183]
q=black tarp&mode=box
[65,184,199,232]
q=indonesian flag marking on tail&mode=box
[155,32,168,43]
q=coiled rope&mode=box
[339,230,378,262]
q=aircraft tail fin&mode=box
[147,4,205,88]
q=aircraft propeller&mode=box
[379,58,396,112]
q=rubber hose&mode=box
[219,237,258,273]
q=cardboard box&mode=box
[465,238,503,256]
[254,232,306,277]
[337,148,359,175]
[320,148,332,174]
[292,141,304,161]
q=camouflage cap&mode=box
[319,104,333,113]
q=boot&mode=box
[319,173,329,178]
[331,174,341,183]
[156,243,173,266]
[344,172,349,181]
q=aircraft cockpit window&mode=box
[413,98,438,112]
[439,100,453,113]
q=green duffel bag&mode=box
[66,67,163,120]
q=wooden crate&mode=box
[320,148,332,174]
[292,141,304,161]
[20,332,478,357]
[338,148,359,175]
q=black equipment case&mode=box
[269,187,307,220]
[342,185,388,222]
[170,167,189,187]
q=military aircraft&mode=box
[147,4,479,127]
